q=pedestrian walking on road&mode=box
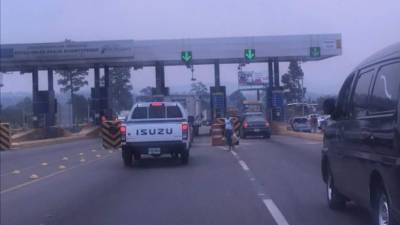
[310,115,318,133]
[224,116,234,150]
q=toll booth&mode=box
[90,87,112,124]
[32,90,57,128]
[271,90,285,121]
[210,86,227,120]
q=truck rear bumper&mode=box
[123,141,187,155]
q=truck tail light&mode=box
[119,125,126,144]
[181,122,189,140]
[151,102,163,107]
[119,126,126,135]
[243,121,248,128]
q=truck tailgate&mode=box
[126,122,183,143]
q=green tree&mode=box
[190,82,210,110]
[228,90,246,109]
[108,67,133,112]
[70,94,89,124]
[140,86,153,96]
[281,61,305,103]
[0,97,32,127]
[56,68,88,125]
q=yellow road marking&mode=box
[30,174,39,179]
[58,165,66,170]
[1,155,112,194]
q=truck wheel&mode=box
[327,171,346,210]
[122,148,133,167]
[180,151,189,165]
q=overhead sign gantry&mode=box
[0,33,342,125]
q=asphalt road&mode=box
[1,134,372,225]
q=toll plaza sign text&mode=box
[0,40,135,62]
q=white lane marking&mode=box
[11,170,21,175]
[229,150,290,225]
[1,155,112,195]
[231,151,238,157]
[263,199,290,225]
[238,160,250,171]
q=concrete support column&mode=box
[214,62,220,87]
[93,66,100,124]
[267,60,274,121]
[104,65,112,118]
[47,69,56,127]
[155,62,166,95]
[47,69,54,91]
[32,69,39,128]
[273,60,280,88]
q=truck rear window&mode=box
[149,105,165,118]
[130,104,183,119]
[166,106,183,118]
[131,107,147,119]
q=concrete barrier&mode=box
[0,123,11,150]
[101,121,122,149]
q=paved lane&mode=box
[1,135,373,225]
[231,135,372,225]
[1,137,275,225]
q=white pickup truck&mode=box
[120,102,191,166]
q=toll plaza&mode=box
[0,34,342,127]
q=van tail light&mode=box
[243,121,248,128]
[181,122,189,140]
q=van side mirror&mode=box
[323,98,336,116]
[188,116,195,124]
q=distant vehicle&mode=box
[317,115,331,129]
[240,100,264,119]
[321,43,400,225]
[120,102,191,166]
[240,115,271,139]
[289,117,311,132]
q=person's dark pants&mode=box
[225,129,233,147]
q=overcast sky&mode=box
[1,0,400,96]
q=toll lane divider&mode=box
[0,123,11,150]
[101,120,122,149]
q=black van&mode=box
[322,43,400,225]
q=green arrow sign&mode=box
[310,47,321,58]
[244,49,256,60]
[181,51,192,63]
